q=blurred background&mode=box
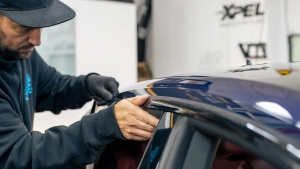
[34,0,300,132]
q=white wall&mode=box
[287,0,300,35]
[34,0,137,132]
[266,0,289,63]
[36,19,76,75]
[147,0,299,78]
[286,0,300,62]
[148,0,199,78]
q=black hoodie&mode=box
[0,49,124,169]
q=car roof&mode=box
[120,62,300,144]
[176,62,300,92]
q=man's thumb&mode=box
[126,95,149,106]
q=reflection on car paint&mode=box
[145,78,300,141]
[120,74,300,144]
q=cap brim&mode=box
[0,0,75,28]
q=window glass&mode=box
[213,140,278,169]
[139,112,179,169]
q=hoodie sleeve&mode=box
[32,50,93,114]
[0,93,125,169]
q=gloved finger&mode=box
[97,100,108,106]
[93,96,108,106]
[93,96,105,102]
[94,86,113,101]
[106,80,120,97]
[108,87,119,97]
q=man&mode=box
[0,0,159,168]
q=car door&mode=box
[93,96,300,169]
[139,99,300,169]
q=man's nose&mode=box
[28,28,42,46]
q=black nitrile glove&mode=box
[85,74,120,105]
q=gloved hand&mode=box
[86,74,120,105]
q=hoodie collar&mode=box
[0,53,18,70]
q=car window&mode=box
[139,112,177,169]
[187,116,282,169]
[150,113,289,169]
[211,140,278,169]
[181,130,219,169]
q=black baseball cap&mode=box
[0,0,75,28]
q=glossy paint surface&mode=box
[120,63,300,144]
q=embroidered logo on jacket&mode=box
[25,74,33,101]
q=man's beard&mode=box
[0,44,33,61]
[0,30,33,61]
[0,45,23,61]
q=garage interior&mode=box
[33,0,300,141]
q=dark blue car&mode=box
[93,62,300,169]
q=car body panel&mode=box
[94,63,300,169]
[120,62,300,144]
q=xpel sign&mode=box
[221,3,264,20]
